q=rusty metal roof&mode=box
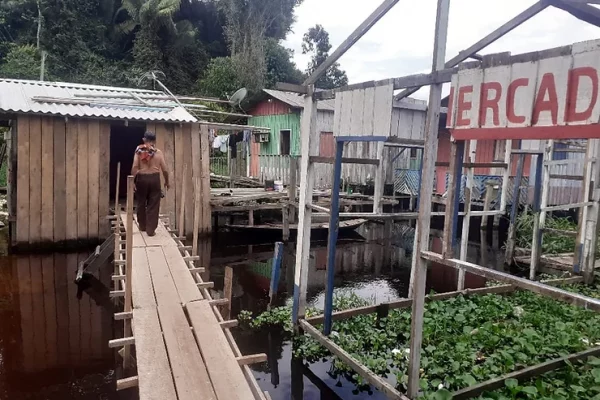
[263,89,336,111]
[0,79,197,122]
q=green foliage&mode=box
[302,24,348,89]
[198,56,242,98]
[515,211,578,255]
[242,286,600,397]
[0,44,39,79]
[0,0,310,98]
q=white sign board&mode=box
[447,39,600,140]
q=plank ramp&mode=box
[123,216,257,400]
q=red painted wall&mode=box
[250,98,293,116]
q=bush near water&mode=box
[240,283,600,399]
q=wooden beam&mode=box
[408,0,450,396]
[274,82,308,94]
[306,285,516,325]
[309,156,380,166]
[453,346,600,399]
[315,68,457,100]
[421,251,600,311]
[183,255,200,262]
[114,311,133,321]
[395,1,549,100]
[116,376,139,391]
[303,0,401,86]
[189,267,206,273]
[109,336,135,348]
[110,290,125,298]
[196,282,215,290]
[220,320,239,329]
[236,354,268,366]
[299,320,409,400]
[209,298,229,306]
[551,0,600,27]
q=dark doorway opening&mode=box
[280,130,291,155]
[110,124,146,201]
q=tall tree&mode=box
[302,24,348,90]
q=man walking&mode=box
[131,131,170,236]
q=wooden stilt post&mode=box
[505,153,526,265]
[407,0,450,396]
[574,141,592,275]
[123,175,134,371]
[192,176,201,258]
[458,139,477,290]
[282,204,290,242]
[442,140,465,259]
[530,141,552,280]
[115,162,121,215]
[481,182,495,230]
[289,156,298,223]
[223,266,233,320]
[249,210,254,226]
[178,164,188,238]
[268,242,284,309]
[373,142,385,214]
[292,86,319,327]
[579,140,599,283]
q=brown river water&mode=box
[0,222,504,399]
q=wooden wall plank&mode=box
[174,124,184,232]
[88,120,100,239]
[182,124,194,233]
[28,117,42,244]
[65,121,78,241]
[16,116,30,244]
[191,124,202,232]
[154,123,165,208]
[200,125,211,233]
[53,118,67,242]
[98,122,110,237]
[42,254,58,367]
[40,117,54,242]
[77,120,89,240]
[159,124,176,222]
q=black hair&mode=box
[143,131,156,142]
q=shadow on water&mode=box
[0,229,123,400]
[209,221,508,399]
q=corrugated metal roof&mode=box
[0,79,197,122]
[263,89,335,112]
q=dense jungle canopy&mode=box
[0,0,348,100]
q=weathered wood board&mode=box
[448,39,600,140]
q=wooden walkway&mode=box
[115,215,265,400]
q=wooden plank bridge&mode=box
[109,175,268,400]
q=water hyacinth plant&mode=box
[240,285,600,398]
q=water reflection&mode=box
[0,252,117,400]
[207,221,504,399]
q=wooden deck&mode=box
[117,215,263,400]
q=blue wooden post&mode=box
[268,242,284,307]
[323,140,344,336]
[533,154,544,213]
[451,141,466,249]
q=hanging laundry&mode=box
[229,131,244,159]
[220,135,229,153]
[212,134,223,149]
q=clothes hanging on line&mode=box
[229,131,244,159]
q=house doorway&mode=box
[109,124,146,201]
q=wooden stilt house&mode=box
[0,79,211,250]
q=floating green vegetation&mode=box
[515,211,578,255]
[240,286,600,398]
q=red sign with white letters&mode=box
[447,40,600,140]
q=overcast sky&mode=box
[283,0,600,99]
